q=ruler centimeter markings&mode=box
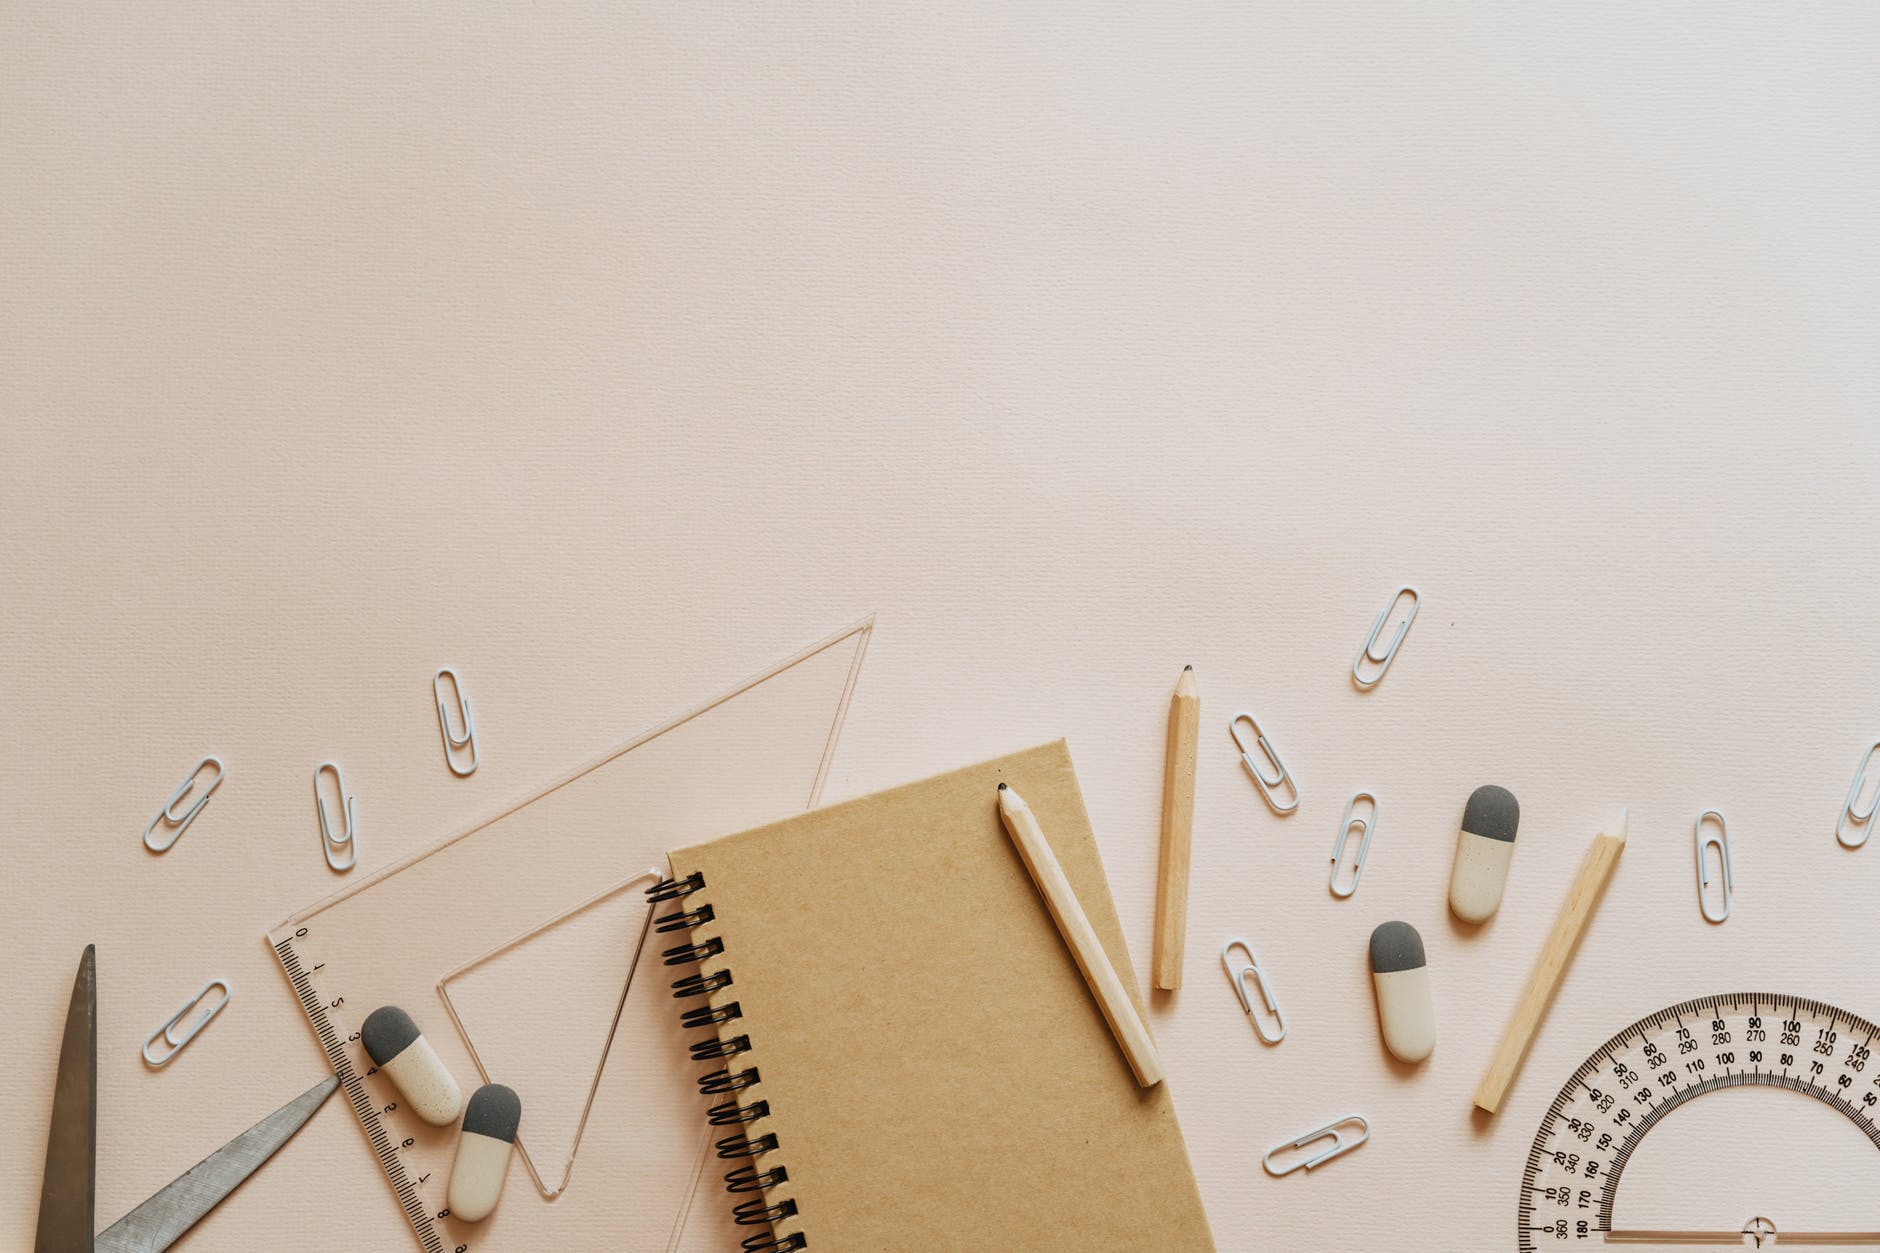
[273,928,461,1253]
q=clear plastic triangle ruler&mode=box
[268,619,871,1253]
[1520,993,1880,1249]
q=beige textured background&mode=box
[6,4,1880,1250]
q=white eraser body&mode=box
[383,1036,464,1127]
[1372,966,1435,1063]
[1449,830,1515,923]
[449,1130,514,1222]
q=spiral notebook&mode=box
[650,739,1215,1251]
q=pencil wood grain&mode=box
[999,782,1166,1087]
[1153,666,1199,990]
[1473,811,1628,1114]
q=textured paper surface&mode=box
[671,740,1212,1250]
[6,5,1880,1249]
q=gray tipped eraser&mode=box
[1462,785,1520,842]
[450,1084,522,1222]
[1369,920,1426,973]
[1369,921,1434,1063]
[362,1006,463,1126]
[462,1083,522,1143]
[361,1005,420,1066]
[1451,785,1521,923]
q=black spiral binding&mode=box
[649,873,808,1253]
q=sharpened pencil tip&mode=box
[998,781,1008,791]
[1183,664,1193,671]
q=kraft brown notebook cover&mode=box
[653,739,1215,1251]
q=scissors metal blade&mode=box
[36,944,97,1253]
[94,1075,339,1253]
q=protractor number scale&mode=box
[1520,993,1880,1249]
[272,925,469,1253]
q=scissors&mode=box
[34,945,339,1252]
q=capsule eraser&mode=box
[361,1006,464,1127]
[448,1083,521,1223]
[1448,785,1520,924]
[1369,921,1434,1064]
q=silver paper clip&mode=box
[314,761,358,873]
[1352,586,1419,690]
[142,978,232,1067]
[1694,810,1732,923]
[142,756,225,853]
[1230,712,1299,814]
[1329,791,1377,898]
[434,667,478,777]
[1221,939,1286,1044]
[1264,1114,1369,1176]
[1836,741,1880,849]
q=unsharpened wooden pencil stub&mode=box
[1473,811,1628,1115]
[1153,666,1199,990]
[998,782,1166,1087]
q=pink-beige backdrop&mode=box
[5,5,1880,1250]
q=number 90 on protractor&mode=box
[1520,994,1880,1249]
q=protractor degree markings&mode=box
[1519,994,1880,1249]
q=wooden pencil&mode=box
[1473,810,1628,1114]
[1152,666,1199,990]
[997,782,1166,1087]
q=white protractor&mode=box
[1520,994,1880,1249]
